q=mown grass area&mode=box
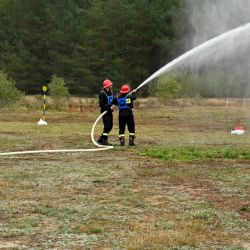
[0,104,249,249]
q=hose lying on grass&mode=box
[0,111,112,156]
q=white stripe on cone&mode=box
[231,126,245,135]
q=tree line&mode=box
[0,0,189,96]
[1,0,250,98]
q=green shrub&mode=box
[0,71,23,106]
[49,75,70,109]
[156,76,181,104]
[49,75,70,98]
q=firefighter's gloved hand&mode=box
[106,106,112,112]
[111,105,116,111]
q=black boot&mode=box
[129,135,135,146]
[119,137,125,146]
[97,136,104,145]
[103,138,112,146]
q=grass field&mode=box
[0,102,249,249]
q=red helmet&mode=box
[103,79,112,89]
[120,84,131,94]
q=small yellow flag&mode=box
[42,86,47,92]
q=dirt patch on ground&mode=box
[24,144,57,151]
[0,181,11,188]
[0,241,21,249]
[168,179,250,219]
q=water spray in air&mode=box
[134,23,250,92]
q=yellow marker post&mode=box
[42,85,47,121]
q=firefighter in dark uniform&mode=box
[97,79,115,145]
[115,84,137,146]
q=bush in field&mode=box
[49,75,70,109]
[49,75,70,98]
[0,71,23,105]
[156,76,181,103]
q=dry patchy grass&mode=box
[0,103,249,249]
